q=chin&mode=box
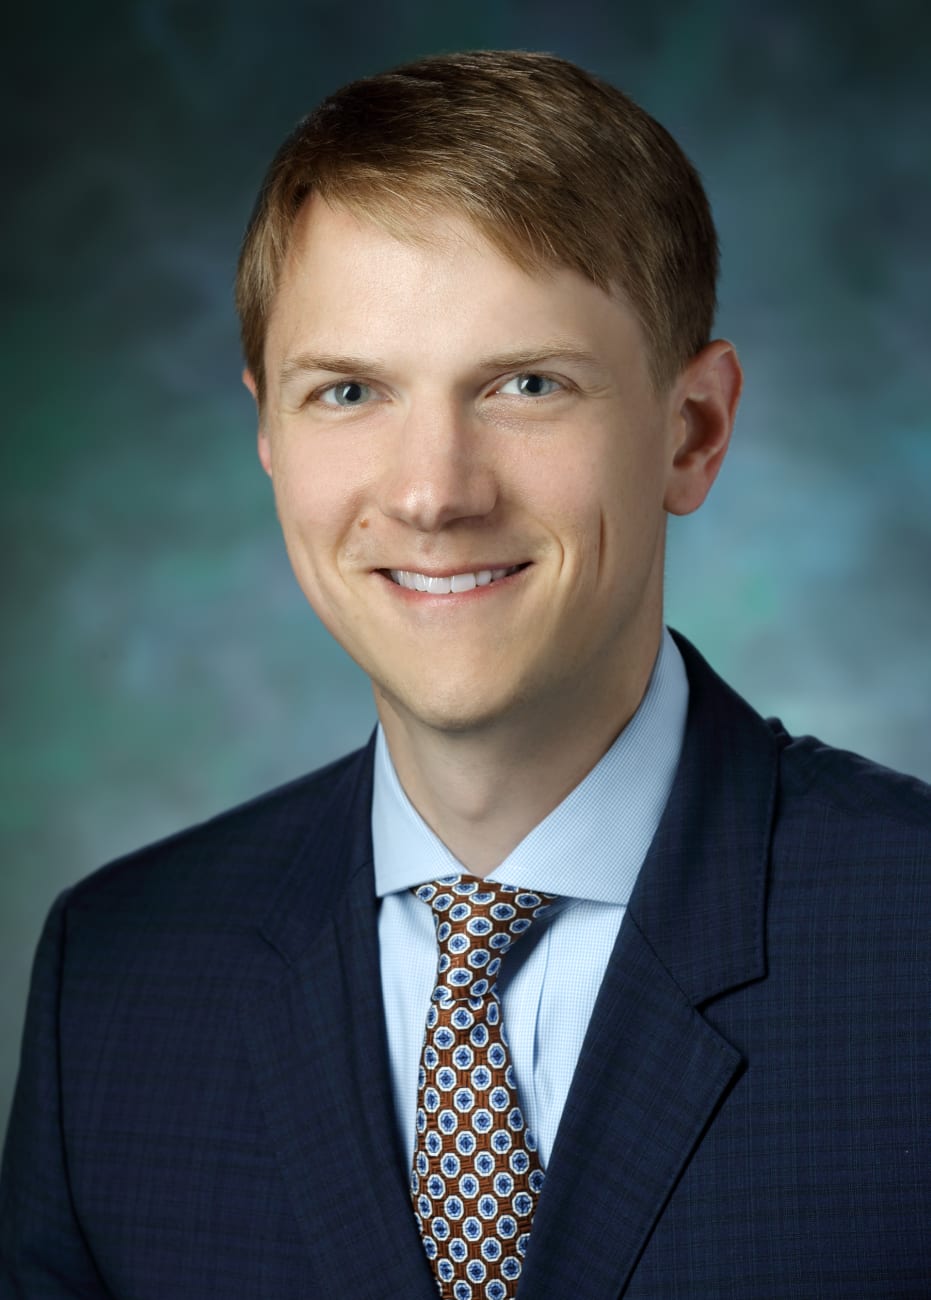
[375,676,531,737]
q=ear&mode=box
[243,368,273,478]
[663,340,742,516]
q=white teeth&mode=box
[388,565,522,593]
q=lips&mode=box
[387,565,525,594]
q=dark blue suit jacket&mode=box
[2,637,930,1297]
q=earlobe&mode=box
[243,368,274,479]
[257,430,273,478]
[663,340,742,516]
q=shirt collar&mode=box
[372,626,688,905]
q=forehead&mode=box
[265,197,651,383]
[285,198,493,295]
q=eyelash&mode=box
[309,372,567,409]
[315,380,373,407]
[497,374,563,398]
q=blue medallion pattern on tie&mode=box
[410,874,557,1300]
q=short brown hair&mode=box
[236,50,719,402]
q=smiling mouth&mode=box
[385,565,527,594]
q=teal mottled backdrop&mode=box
[3,0,929,1133]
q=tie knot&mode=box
[412,874,557,1002]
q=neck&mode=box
[376,630,662,876]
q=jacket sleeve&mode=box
[0,891,111,1297]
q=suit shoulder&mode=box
[771,723,931,837]
[64,743,372,921]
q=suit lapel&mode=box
[519,636,780,1298]
[518,917,742,1298]
[240,742,436,1298]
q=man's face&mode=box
[254,200,699,741]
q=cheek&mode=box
[526,440,626,525]
[273,442,364,543]
[556,443,667,569]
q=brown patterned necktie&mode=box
[409,874,558,1300]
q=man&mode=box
[2,50,929,1299]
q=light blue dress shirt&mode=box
[373,627,689,1168]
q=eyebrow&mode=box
[279,353,391,386]
[278,341,604,387]
[478,343,603,372]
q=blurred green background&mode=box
[3,0,929,1135]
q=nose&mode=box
[377,399,498,533]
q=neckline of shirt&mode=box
[372,626,689,906]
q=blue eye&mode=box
[319,380,373,406]
[499,373,561,397]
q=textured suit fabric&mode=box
[2,634,930,1298]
